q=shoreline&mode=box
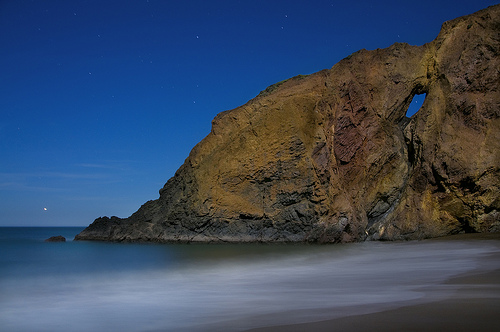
[246,297,500,332]
[244,233,500,332]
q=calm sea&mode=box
[1,227,499,332]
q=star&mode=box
[43,208,47,211]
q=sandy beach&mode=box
[2,229,499,332]
[246,233,500,332]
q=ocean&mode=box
[1,227,499,331]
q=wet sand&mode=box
[4,230,499,331]
[246,233,500,332]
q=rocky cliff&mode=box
[75,5,500,243]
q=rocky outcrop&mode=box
[45,235,66,242]
[75,5,500,243]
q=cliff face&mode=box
[76,5,500,243]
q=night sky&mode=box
[1,0,497,226]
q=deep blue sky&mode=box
[1,0,497,226]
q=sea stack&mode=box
[45,236,66,242]
[75,5,500,243]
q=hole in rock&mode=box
[406,93,426,117]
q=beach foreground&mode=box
[246,274,500,332]
[245,234,500,332]
[1,229,500,331]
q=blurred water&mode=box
[1,227,499,331]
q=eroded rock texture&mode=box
[76,5,500,243]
